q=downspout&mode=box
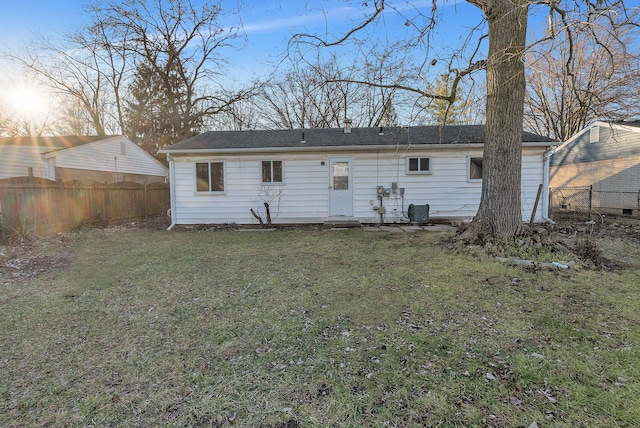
[167,154,177,230]
[541,148,553,222]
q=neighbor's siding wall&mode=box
[551,125,640,169]
[550,125,640,191]
[0,146,47,179]
[550,156,640,191]
[52,137,168,179]
[170,147,547,225]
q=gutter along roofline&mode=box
[160,141,552,155]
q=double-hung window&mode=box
[261,160,283,183]
[196,162,224,192]
[407,157,431,174]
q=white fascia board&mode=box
[160,141,551,156]
[549,124,596,156]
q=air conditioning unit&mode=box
[408,204,430,222]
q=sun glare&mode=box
[6,87,48,116]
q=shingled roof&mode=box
[162,125,554,153]
[0,135,111,150]
[613,120,640,128]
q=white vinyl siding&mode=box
[0,136,168,183]
[171,154,329,224]
[169,146,549,225]
[0,146,48,179]
[51,137,167,177]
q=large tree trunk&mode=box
[462,0,529,239]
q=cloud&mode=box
[238,5,360,35]
[237,0,465,36]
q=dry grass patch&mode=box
[1,227,639,427]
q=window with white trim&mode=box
[406,157,431,174]
[590,126,600,143]
[196,162,224,192]
[261,160,283,183]
[469,157,483,181]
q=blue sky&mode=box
[0,0,486,119]
[0,0,483,78]
[2,0,639,80]
[3,0,636,121]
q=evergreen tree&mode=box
[125,60,199,154]
[424,74,473,125]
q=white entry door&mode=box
[329,157,353,216]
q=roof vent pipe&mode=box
[379,127,384,135]
[301,132,305,143]
[343,119,352,133]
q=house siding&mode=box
[550,156,640,191]
[550,122,640,192]
[0,146,48,179]
[0,136,168,184]
[551,124,640,167]
[51,137,168,180]
[170,147,548,225]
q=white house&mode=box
[160,125,554,227]
[0,135,168,185]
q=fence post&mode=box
[588,185,593,218]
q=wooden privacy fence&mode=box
[0,178,170,236]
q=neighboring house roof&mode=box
[161,125,554,153]
[550,120,640,167]
[0,135,109,151]
[613,120,640,129]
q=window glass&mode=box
[262,161,271,182]
[470,157,483,180]
[196,163,209,191]
[407,157,430,173]
[196,162,224,192]
[210,162,224,191]
[420,158,430,171]
[333,161,349,190]
[261,160,283,183]
[272,161,283,182]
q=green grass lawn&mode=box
[1,227,639,427]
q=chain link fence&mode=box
[550,186,640,221]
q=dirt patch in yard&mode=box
[0,239,73,285]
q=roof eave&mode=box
[160,141,551,155]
